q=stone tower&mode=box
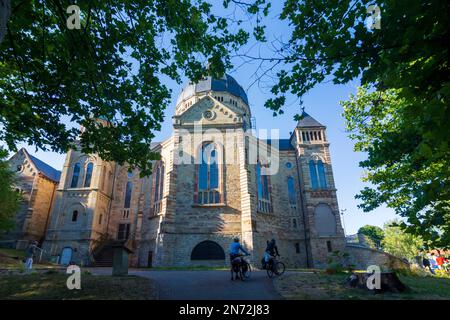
[42,128,116,265]
[291,112,346,268]
[142,74,253,267]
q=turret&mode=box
[292,112,345,268]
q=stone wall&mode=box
[344,244,410,271]
[26,176,57,240]
[4,150,57,243]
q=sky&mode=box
[6,1,397,235]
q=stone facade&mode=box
[10,74,346,268]
[3,149,60,247]
[344,244,410,270]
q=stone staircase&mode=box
[91,237,137,267]
[93,244,114,267]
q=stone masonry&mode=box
[8,73,347,269]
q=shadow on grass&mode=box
[0,273,158,300]
[274,272,450,300]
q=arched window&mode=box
[257,161,272,213]
[317,160,327,188]
[153,162,165,213]
[154,166,160,202]
[287,176,297,208]
[309,159,327,190]
[309,160,319,190]
[84,163,94,187]
[124,181,133,209]
[197,143,221,204]
[191,241,225,260]
[70,163,81,188]
[71,210,78,222]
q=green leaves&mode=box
[382,221,425,262]
[0,0,250,177]
[243,0,450,248]
[0,148,20,232]
[358,225,385,249]
[343,86,450,248]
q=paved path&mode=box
[89,268,284,300]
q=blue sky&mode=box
[6,2,397,235]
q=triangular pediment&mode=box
[8,148,39,178]
[175,96,242,126]
[8,148,61,182]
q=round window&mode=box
[285,162,293,169]
[203,110,214,120]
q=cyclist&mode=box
[229,237,249,280]
[262,239,279,269]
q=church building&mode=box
[9,73,346,268]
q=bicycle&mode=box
[230,254,251,281]
[265,256,285,278]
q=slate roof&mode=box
[150,142,161,150]
[177,74,249,105]
[264,139,294,151]
[22,149,61,182]
[296,112,325,128]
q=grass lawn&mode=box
[0,248,58,270]
[0,273,158,300]
[274,272,450,300]
[0,248,25,269]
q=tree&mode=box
[0,0,10,43]
[0,0,252,176]
[382,220,424,262]
[342,87,449,248]
[237,0,449,247]
[358,224,384,249]
[0,148,20,232]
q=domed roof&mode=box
[176,74,248,106]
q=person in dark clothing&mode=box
[24,241,38,272]
[423,255,434,274]
[261,239,280,269]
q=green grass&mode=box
[274,272,450,300]
[0,248,26,269]
[0,273,158,300]
[0,248,59,270]
[0,248,26,258]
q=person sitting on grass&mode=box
[428,252,438,273]
[422,255,434,274]
[436,253,447,271]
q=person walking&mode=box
[24,241,38,272]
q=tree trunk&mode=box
[347,272,408,293]
[0,0,11,44]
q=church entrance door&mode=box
[60,247,73,265]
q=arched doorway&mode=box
[191,241,225,260]
[60,247,73,265]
